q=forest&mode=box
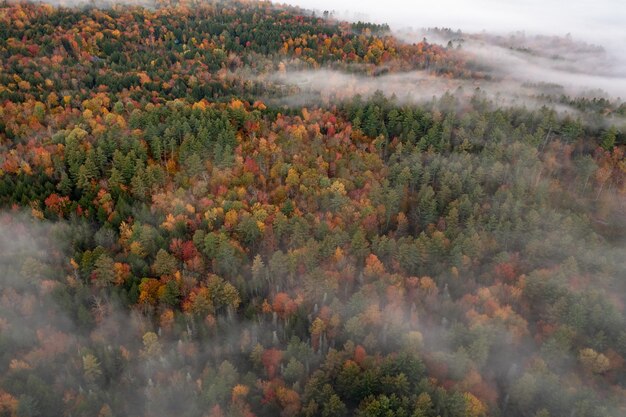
[0,1,624,416]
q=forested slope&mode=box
[0,1,624,417]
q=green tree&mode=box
[351,230,370,267]
[153,249,178,276]
[93,254,115,287]
[600,126,617,151]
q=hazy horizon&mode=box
[278,0,626,70]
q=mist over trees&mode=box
[0,1,624,417]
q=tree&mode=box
[284,358,306,384]
[141,332,162,357]
[262,348,283,379]
[237,215,262,247]
[351,230,370,267]
[153,249,178,276]
[16,395,39,417]
[322,391,347,417]
[463,392,487,417]
[206,274,241,312]
[417,185,437,228]
[93,254,115,287]
[412,393,433,417]
[131,167,148,200]
[579,348,610,374]
[77,149,99,190]
[82,353,102,383]
[159,279,181,307]
[600,126,617,151]
[250,254,266,293]
[276,387,301,417]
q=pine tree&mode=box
[600,126,617,151]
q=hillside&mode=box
[0,1,624,417]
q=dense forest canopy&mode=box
[0,1,624,417]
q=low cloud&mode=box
[266,30,626,127]
[0,213,268,416]
[450,33,626,99]
[281,0,626,60]
[266,67,625,131]
[281,0,626,104]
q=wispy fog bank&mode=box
[268,67,626,130]
[281,0,626,55]
[281,0,626,97]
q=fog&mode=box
[279,0,626,100]
[23,0,626,98]
[267,68,544,112]
[280,0,626,54]
[267,66,626,132]
[456,35,626,98]
[0,213,274,416]
[1,1,625,415]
